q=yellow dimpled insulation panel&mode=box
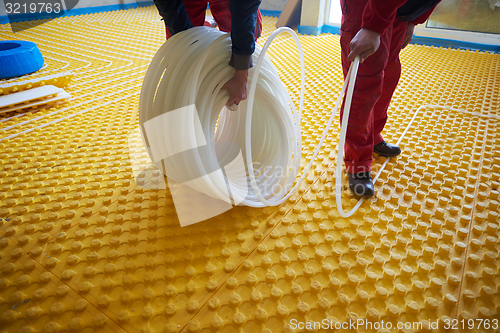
[1,7,500,333]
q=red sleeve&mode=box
[410,5,438,25]
[361,0,407,35]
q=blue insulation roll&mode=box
[0,40,44,80]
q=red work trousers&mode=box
[339,0,408,174]
[165,0,263,41]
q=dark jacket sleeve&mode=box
[410,4,439,25]
[153,0,193,35]
[228,0,262,70]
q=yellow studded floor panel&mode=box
[1,7,500,333]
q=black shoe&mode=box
[373,141,401,157]
[348,172,375,197]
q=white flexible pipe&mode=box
[246,29,355,207]
[336,57,361,217]
[139,26,311,207]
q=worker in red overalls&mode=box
[153,0,262,109]
[340,0,441,196]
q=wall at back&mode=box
[260,0,287,11]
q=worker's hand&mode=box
[348,28,381,62]
[402,23,415,49]
[222,69,248,109]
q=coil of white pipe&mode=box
[139,26,308,208]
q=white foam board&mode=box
[0,85,64,109]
